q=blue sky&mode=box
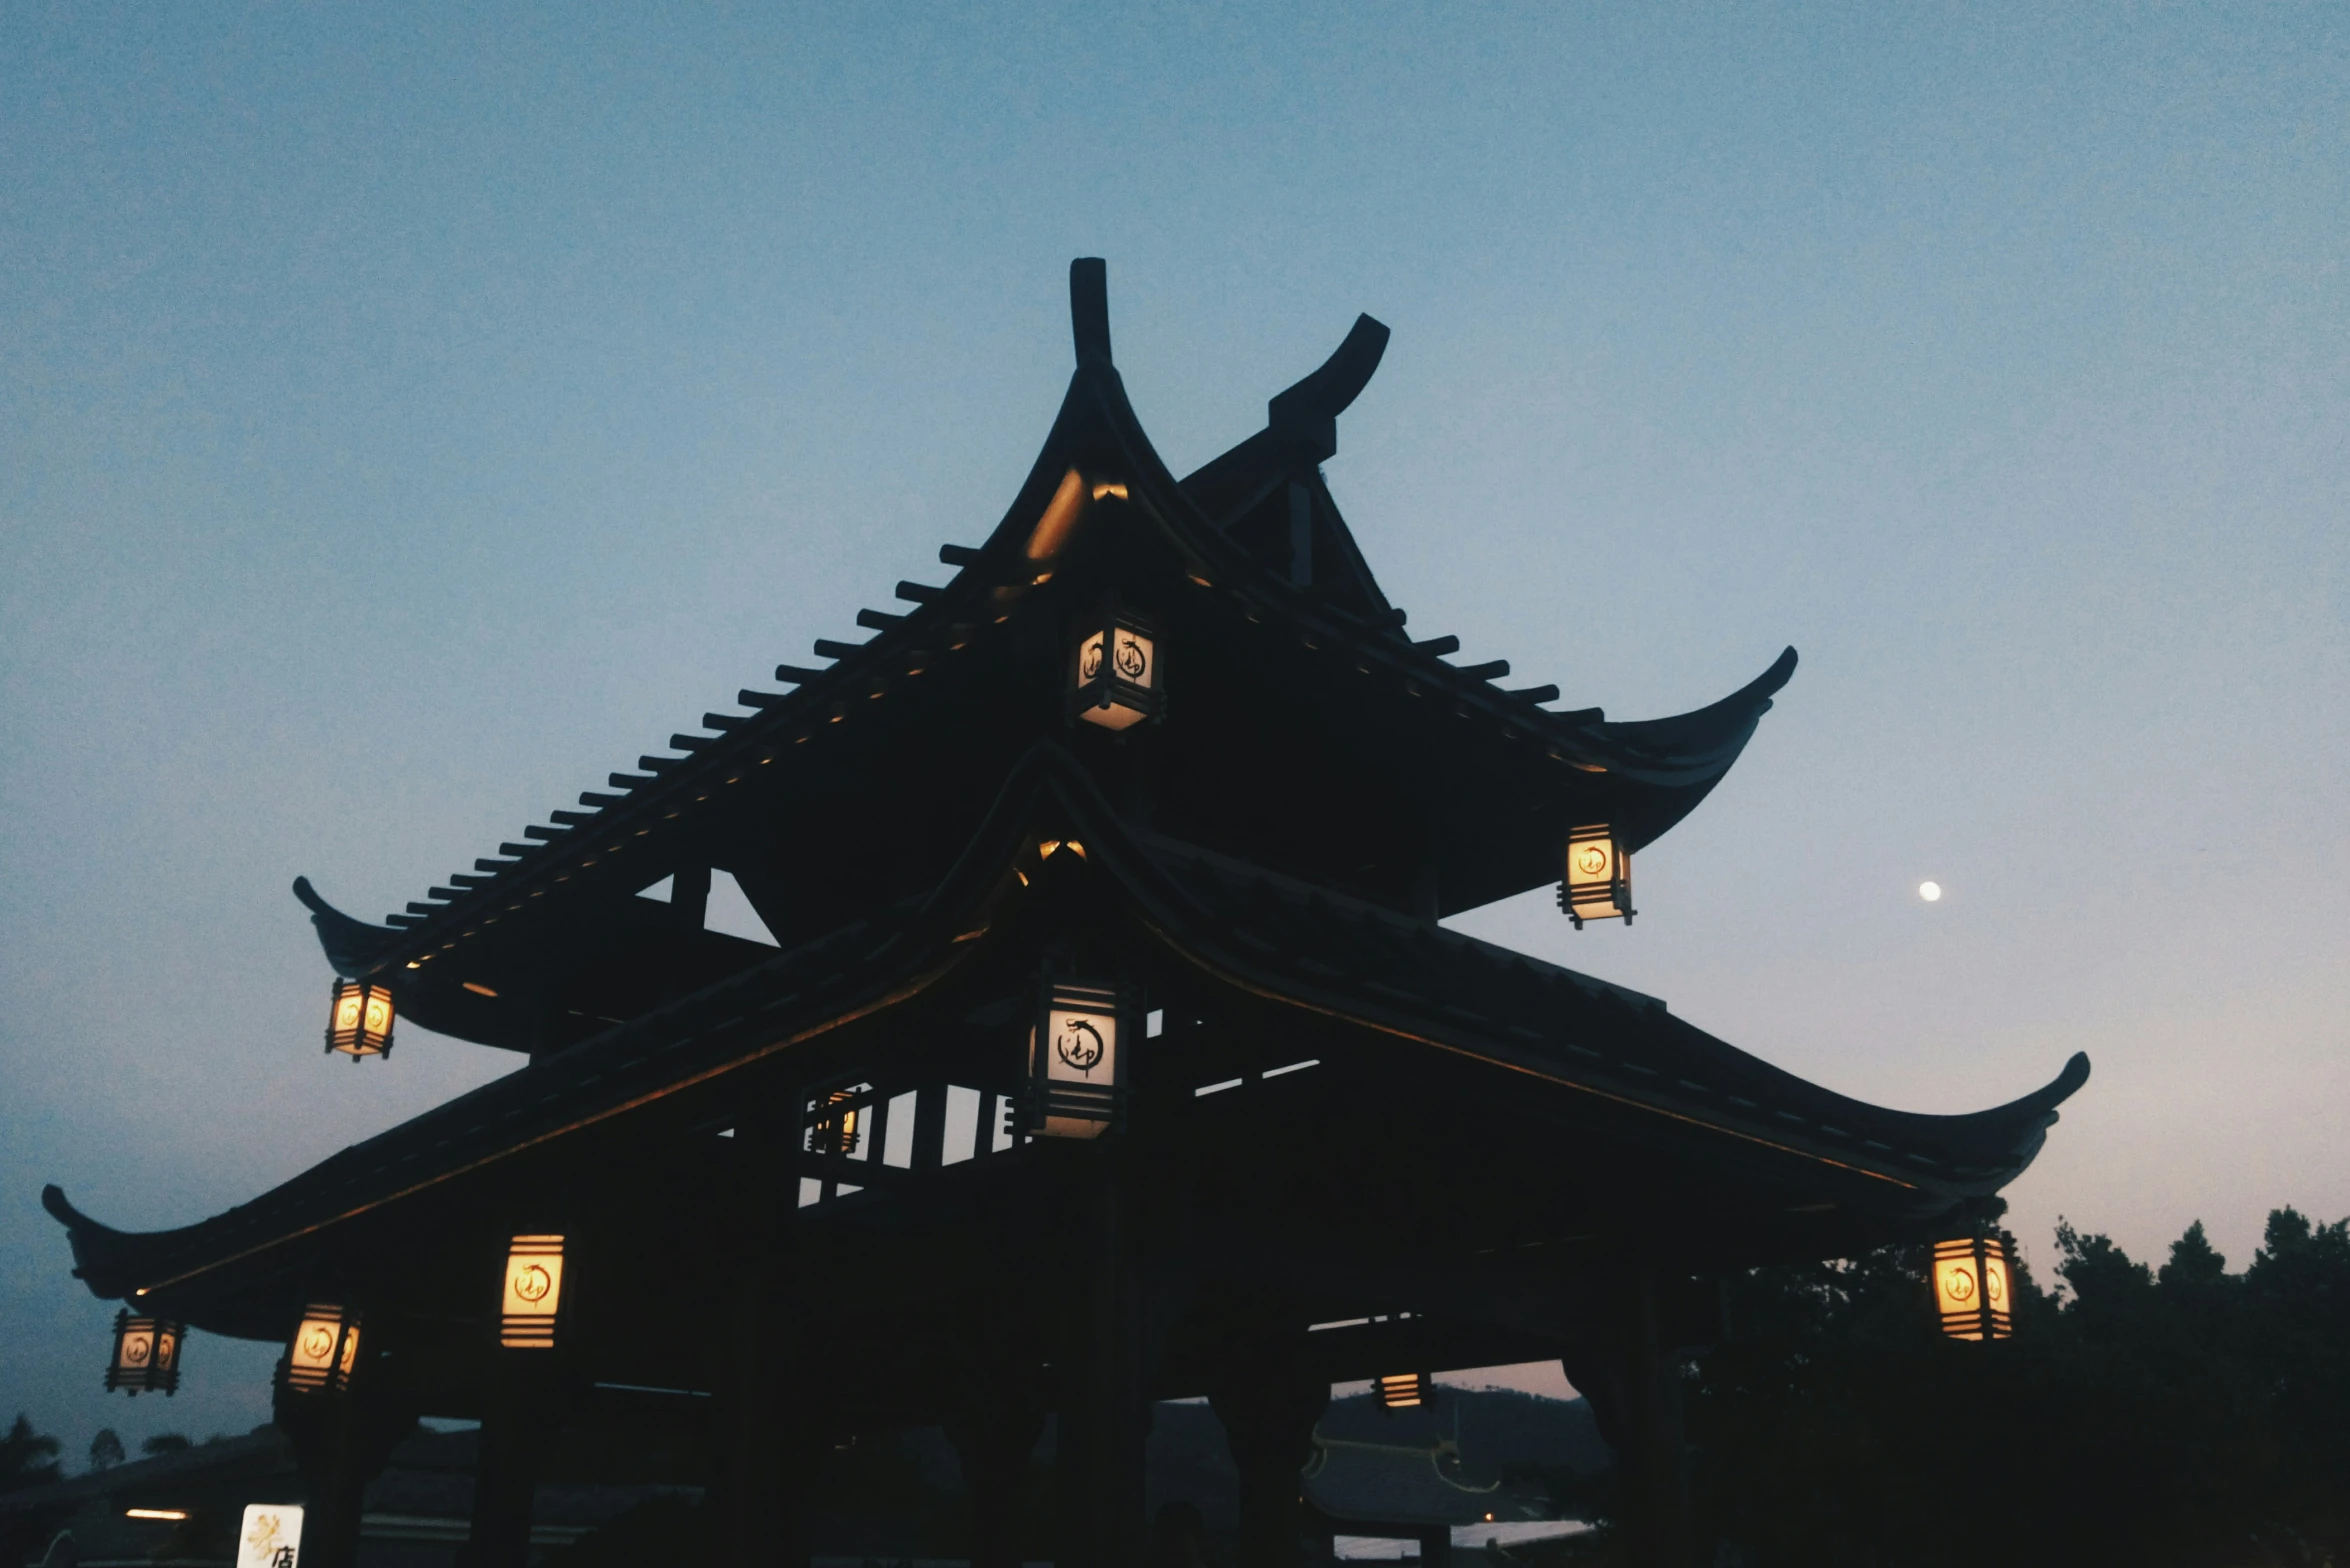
[3,4,2343,1457]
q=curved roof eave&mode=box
[295,261,1796,981]
[46,739,2083,1326]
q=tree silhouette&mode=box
[0,1417,63,1494]
[1681,1208,2350,1567]
[87,1429,125,1473]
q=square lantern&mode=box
[279,1304,362,1394]
[1026,980,1127,1139]
[1374,1371,1434,1412]
[1069,602,1161,732]
[324,979,395,1060]
[1933,1233,2015,1341]
[803,1083,872,1160]
[105,1310,183,1396]
[1558,824,1633,928]
[500,1235,567,1350]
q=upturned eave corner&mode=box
[275,267,1814,1065]
[41,1183,131,1298]
[292,874,403,980]
[37,738,2086,1328]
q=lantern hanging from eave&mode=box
[500,1235,567,1350]
[803,1084,871,1160]
[105,1310,183,1396]
[1933,1233,2015,1341]
[1069,598,1161,732]
[278,1304,362,1394]
[1558,824,1633,928]
[1373,1371,1434,1412]
[324,979,395,1060]
[1026,979,1127,1139]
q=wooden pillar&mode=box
[1561,1262,1693,1568]
[671,864,712,929]
[458,1354,543,1568]
[1416,1523,1453,1567]
[272,1361,410,1568]
[277,1387,365,1568]
[1206,1326,1329,1568]
[714,1109,813,1568]
[942,1351,1046,1568]
[1620,1264,1694,1568]
[1055,1144,1149,1568]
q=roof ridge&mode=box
[297,266,1798,982]
[1124,827,1664,1013]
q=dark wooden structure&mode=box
[46,261,2085,1568]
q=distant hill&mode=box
[1143,1388,1610,1536]
[1317,1388,1611,1476]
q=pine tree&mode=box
[0,1416,62,1493]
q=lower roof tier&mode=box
[47,742,2085,1343]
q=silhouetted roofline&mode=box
[55,743,2083,1327]
[298,262,1797,1011]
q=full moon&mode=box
[1919,881,1943,902]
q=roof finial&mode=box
[1070,258,1112,368]
[1267,313,1390,462]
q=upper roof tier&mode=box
[297,260,1797,1055]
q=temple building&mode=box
[45,261,2085,1568]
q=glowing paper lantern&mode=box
[1026,980,1127,1139]
[1070,601,1161,732]
[325,979,395,1060]
[105,1310,183,1396]
[500,1235,566,1350]
[279,1304,362,1394]
[1933,1233,2015,1341]
[1559,824,1633,927]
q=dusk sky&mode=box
[3,5,2343,1459]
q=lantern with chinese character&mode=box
[1558,824,1633,928]
[105,1310,183,1396]
[1933,1232,2015,1341]
[324,979,395,1060]
[1069,601,1160,731]
[500,1235,567,1350]
[278,1304,362,1394]
[1026,980,1127,1139]
[235,1503,303,1568]
[1373,1371,1433,1412]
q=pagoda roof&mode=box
[290,260,1796,1052]
[48,742,2085,1337]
